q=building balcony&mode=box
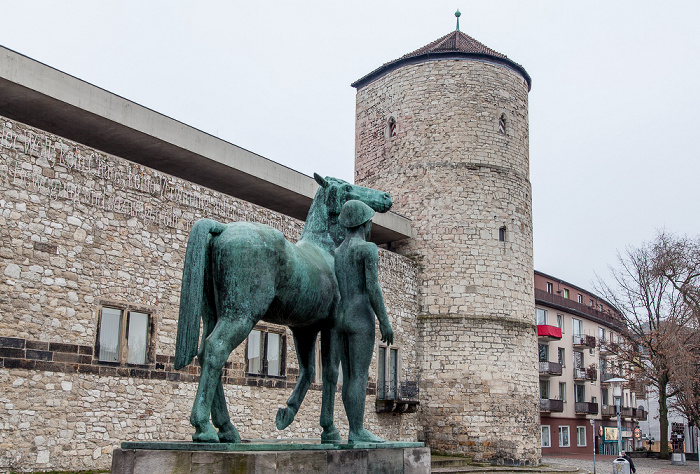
[601,405,647,421]
[540,398,564,413]
[376,380,419,414]
[575,402,599,415]
[538,325,563,341]
[534,288,626,331]
[573,334,597,348]
[600,372,618,383]
[539,361,563,376]
[574,366,597,381]
[599,341,620,356]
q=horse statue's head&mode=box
[301,173,392,248]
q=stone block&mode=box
[368,447,404,474]
[327,449,368,474]
[404,447,431,474]
[276,450,327,473]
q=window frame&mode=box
[377,344,399,400]
[559,382,566,402]
[558,347,565,367]
[559,425,571,448]
[541,425,551,448]
[245,326,286,378]
[536,308,548,325]
[546,282,553,294]
[95,302,155,366]
[577,426,587,447]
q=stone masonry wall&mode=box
[0,116,420,472]
[354,58,540,464]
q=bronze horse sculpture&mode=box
[174,174,392,443]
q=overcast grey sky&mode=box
[1,1,698,292]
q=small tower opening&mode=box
[498,114,507,135]
[499,226,507,242]
[387,117,397,138]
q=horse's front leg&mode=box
[276,327,318,430]
[191,316,254,442]
[319,325,341,443]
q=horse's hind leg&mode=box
[276,327,319,430]
[211,377,241,442]
[191,316,255,442]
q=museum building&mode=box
[1,24,541,471]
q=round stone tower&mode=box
[352,23,539,464]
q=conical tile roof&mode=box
[352,30,531,91]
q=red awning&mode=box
[537,325,562,339]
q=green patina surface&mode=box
[121,441,424,451]
[173,175,397,444]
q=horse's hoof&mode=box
[321,426,342,444]
[218,422,241,443]
[275,407,296,430]
[192,425,220,443]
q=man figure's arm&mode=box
[363,244,393,345]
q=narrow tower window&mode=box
[387,117,397,137]
[499,114,507,134]
[498,226,507,242]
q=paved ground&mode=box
[544,454,699,474]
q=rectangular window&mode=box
[377,346,386,397]
[247,330,262,374]
[389,347,398,399]
[97,305,152,365]
[541,426,551,448]
[536,308,548,325]
[559,426,570,447]
[573,350,583,370]
[572,318,582,336]
[556,314,564,330]
[98,307,122,362]
[559,382,566,402]
[575,384,586,403]
[377,346,399,400]
[540,380,550,400]
[558,347,565,366]
[602,388,609,406]
[563,289,569,299]
[577,426,587,447]
[578,294,583,304]
[598,327,606,342]
[126,311,149,364]
[246,328,285,377]
[546,282,553,294]
[266,332,282,376]
[538,344,549,362]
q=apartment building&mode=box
[535,271,647,455]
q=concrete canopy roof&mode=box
[0,46,411,244]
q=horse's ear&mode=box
[314,173,329,188]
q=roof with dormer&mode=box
[351,30,531,91]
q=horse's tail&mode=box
[175,218,227,370]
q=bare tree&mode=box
[655,233,700,438]
[597,233,698,458]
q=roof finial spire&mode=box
[455,9,461,31]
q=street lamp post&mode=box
[608,378,628,456]
[590,418,597,474]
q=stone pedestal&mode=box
[112,441,429,474]
[671,453,687,465]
